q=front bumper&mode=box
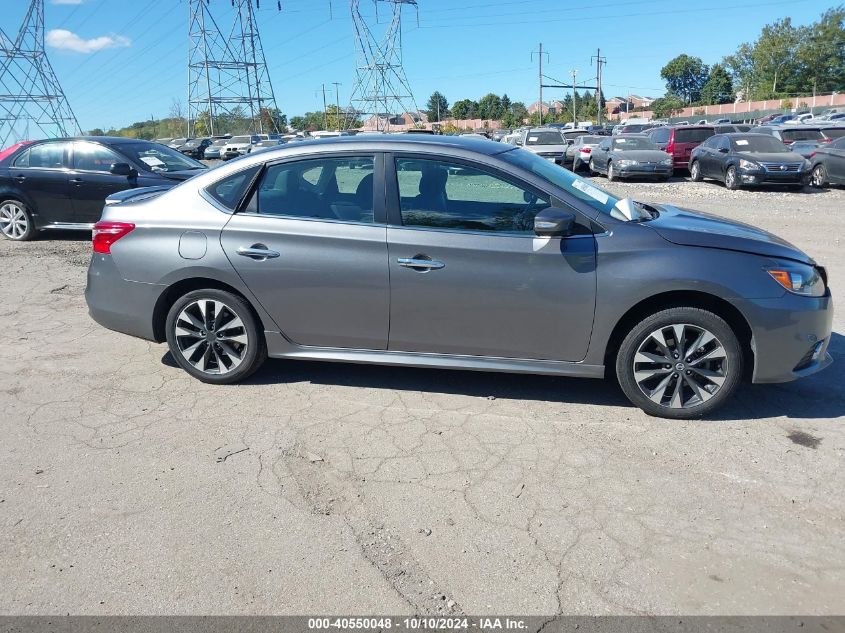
[740,168,810,186]
[86,254,163,342]
[616,164,673,178]
[739,291,834,383]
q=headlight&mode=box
[739,159,760,170]
[617,159,638,167]
[766,262,826,297]
[660,158,672,166]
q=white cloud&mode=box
[45,29,131,54]
[51,0,84,4]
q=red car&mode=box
[647,125,715,170]
[0,141,32,163]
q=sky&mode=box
[5,0,836,132]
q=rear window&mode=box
[675,128,715,143]
[822,128,845,139]
[205,165,260,210]
[780,129,824,141]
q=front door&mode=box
[69,141,137,223]
[386,156,596,362]
[220,154,390,350]
[8,141,73,225]
[826,139,845,181]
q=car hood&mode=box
[736,151,806,163]
[611,150,670,161]
[645,204,814,264]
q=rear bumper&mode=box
[739,291,834,383]
[85,254,162,342]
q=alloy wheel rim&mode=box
[726,169,736,188]
[174,299,249,375]
[812,166,825,187]
[633,323,728,409]
[691,163,699,179]
[608,163,614,179]
[0,203,28,239]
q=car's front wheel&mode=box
[810,164,828,188]
[0,199,35,241]
[165,289,267,384]
[615,307,743,419]
[724,165,740,190]
[607,161,617,181]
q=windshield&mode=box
[613,137,658,150]
[500,147,622,217]
[578,136,603,144]
[211,139,228,146]
[731,135,788,153]
[117,142,206,172]
[823,128,845,139]
[525,131,565,145]
[231,136,251,144]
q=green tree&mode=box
[425,91,449,122]
[451,99,478,120]
[477,93,503,119]
[699,65,734,105]
[650,95,685,119]
[88,128,105,136]
[793,7,845,96]
[660,54,709,104]
[500,93,512,115]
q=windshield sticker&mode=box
[140,156,166,167]
[528,136,538,142]
[616,138,627,143]
[572,179,609,205]
[735,139,749,146]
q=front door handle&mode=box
[70,178,83,184]
[13,175,25,183]
[237,245,280,260]
[397,257,445,271]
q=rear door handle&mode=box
[13,175,25,183]
[397,257,445,271]
[237,245,280,260]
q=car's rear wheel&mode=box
[165,289,267,384]
[607,161,617,181]
[810,164,828,188]
[689,160,702,182]
[724,165,740,190]
[0,200,35,241]
[572,157,581,171]
[615,307,743,419]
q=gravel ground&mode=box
[1,178,844,616]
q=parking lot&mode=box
[1,178,844,615]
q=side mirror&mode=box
[718,147,729,154]
[110,162,135,177]
[534,207,576,237]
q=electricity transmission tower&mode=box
[0,0,80,147]
[345,0,420,131]
[188,0,281,136]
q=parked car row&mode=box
[151,133,299,160]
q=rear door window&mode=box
[14,142,68,169]
[206,166,261,210]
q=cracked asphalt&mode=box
[1,180,844,615]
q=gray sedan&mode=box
[589,135,674,180]
[85,136,833,419]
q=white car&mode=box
[568,135,605,171]
[222,135,260,160]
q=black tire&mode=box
[810,164,828,188]
[607,161,617,181]
[588,158,597,175]
[572,157,581,172]
[615,307,743,419]
[689,160,703,182]
[0,198,36,241]
[165,288,267,384]
[724,165,740,190]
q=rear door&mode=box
[385,155,596,361]
[6,141,73,225]
[674,127,715,168]
[826,137,845,181]
[220,153,390,350]
[69,141,138,223]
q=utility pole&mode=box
[592,48,607,126]
[531,43,549,125]
[321,83,328,130]
[0,0,80,146]
[332,81,341,130]
[570,69,578,125]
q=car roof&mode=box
[258,134,516,155]
[21,136,161,146]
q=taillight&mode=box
[582,147,592,153]
[666,133,675,156]
[92,221,135,254]
[819,138,832,143]
[808,151,816,158]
